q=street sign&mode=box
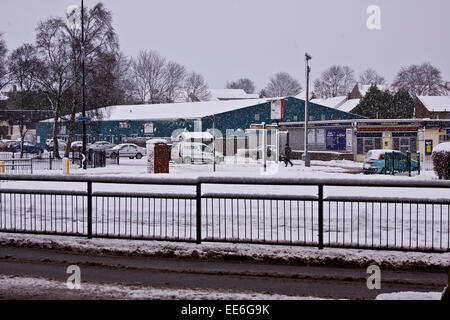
[77,117,92,122]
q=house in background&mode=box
[209,89,259,101]
[414,96,450,119]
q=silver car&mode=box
[89,141,115,151]
[106,144,146,159]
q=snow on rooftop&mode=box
[209,89,259,100]
[43,98,270,122]
[418,96,450,112]
[311,96,347,109]
[175,131,214,141]
[337,99,360,113]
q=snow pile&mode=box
[376,291,442,300]
[433,142,450,153]
[0,275,324,300]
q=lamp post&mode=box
[66,1,87,169]
[81,0,87,170]
[303,53,312,167]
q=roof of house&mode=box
[417,96,450,112]
[209,89,259,100]
[311,96,347,109]
[337,99,360,113]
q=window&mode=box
[255,114,260,121]
[293,115,298,121]
[119,122,130,129]
[357,137,382,154]
[439,135,450,143]
[392,136,417,153]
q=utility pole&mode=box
[304,53,312,167]
[81,0,87,170]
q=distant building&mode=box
[414,96,450,119]
[209,89,259,101]
[36,97,364,147]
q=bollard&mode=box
[62,157,70,175]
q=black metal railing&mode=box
[0,175,449,252]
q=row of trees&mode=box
[223,62,447,101]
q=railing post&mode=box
[196,181,202,244]
[30,158,33,175]
[87,181,93,239]
[318,184,324,250]
[417,152,421,175]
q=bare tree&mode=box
[392,62,446,96]
[161,61,186,103]
[36,17,74,157]
[184,71,211,102]
[0,33,8,91]
[264,72,302,97]
[359,68,386,86]
[130,50,166,104]
[226,78,256,94]
[314,65,356,98]
[63,2,120,157]
[8,44,45,157]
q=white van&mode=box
[171,142,224,164]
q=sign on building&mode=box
[425,140,433,155]
[271,100,285,120]
[346,128,353,152]
[144,123,154,134]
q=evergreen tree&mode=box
[391,89,415,118]
[352,85,392,119]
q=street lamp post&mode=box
[303,53,312,167]
[81,0,87,170]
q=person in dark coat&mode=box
[284,144,293,167]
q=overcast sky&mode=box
[1,0,449,92]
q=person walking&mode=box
[284,144,293,167]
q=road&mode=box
[0,245,446,300]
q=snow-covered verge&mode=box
[1,233,449,271]
[376,291,443,300]
[0,275,324,300]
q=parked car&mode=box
[363,149,419,174]
[0,140,9,152]
[4,140,43,154]
[46,139,67,152]
[106,143,146,159]
[171,142,224,164]
[88,141,115,151]
[69,141,84,152]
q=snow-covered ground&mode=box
[0,275,324,300]
[1,233,449,270]
[1,159,449,251]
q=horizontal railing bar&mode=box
[202,193,318,201]
[1,174,450,189]
[92,191,196,199]
[325,196,450,205]
[0,189,87,196]
[0,174,198,185]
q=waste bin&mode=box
[87,149,106,168]
[147,139,170,174]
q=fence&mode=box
[0,175,449,252]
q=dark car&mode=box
[10,141,44,154]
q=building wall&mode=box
[36,98,364,147]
